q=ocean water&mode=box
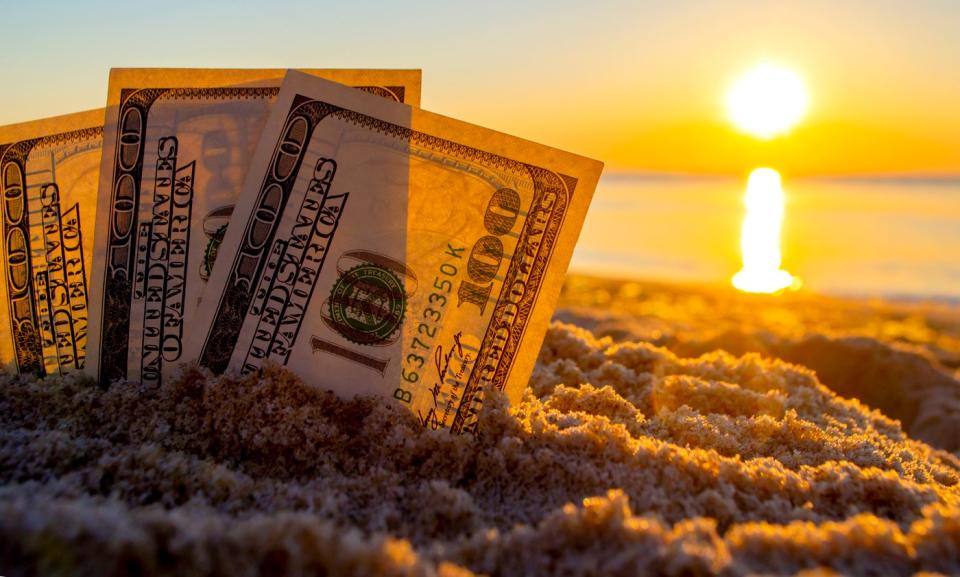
[570,172,960,301]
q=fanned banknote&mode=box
[86,68,421,387]
[0,109,104,375]
[188,71,602,435]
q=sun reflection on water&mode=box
[732,168,799,294]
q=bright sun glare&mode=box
[726,63,809,139]
[732,168,798,294]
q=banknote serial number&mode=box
[397,245,463,388]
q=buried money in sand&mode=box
[1,2,960,576]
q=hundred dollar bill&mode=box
[0,109,104,375]
[188,71,602,435]
[86,68,421,387]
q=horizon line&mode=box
[603,168,960,184]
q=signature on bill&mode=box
[419,331,473,429]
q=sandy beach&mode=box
[2,275,959,576]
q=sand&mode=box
[1,276,959,576]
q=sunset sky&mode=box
[1,0,958,177]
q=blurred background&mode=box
[2,0,957,299]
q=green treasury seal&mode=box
[328,263,406,345]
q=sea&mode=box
[569,171,960,302]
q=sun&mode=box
[725,63,809,139]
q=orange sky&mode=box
[428,2,960,177]
[3,1,959,176]
[587,119,960,177]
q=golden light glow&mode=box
[725,63,809,139]
[732,168,798,293]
